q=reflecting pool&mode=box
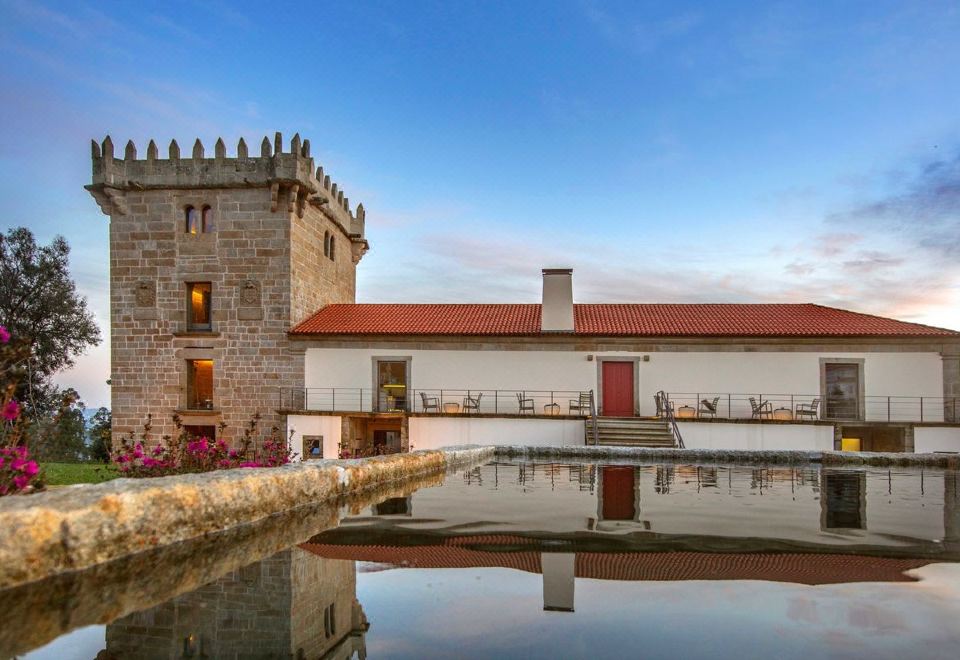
[7,460,960,659]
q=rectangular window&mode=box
[375,360,408,412]
[823,362,862,420]
[187,359,214,410]
[186,282,212,331]
[303,435,323,459]
[184,425,216,441]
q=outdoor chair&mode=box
[517,392,534,414]
[795,397,820,420]
[569,392,593,415]
[699,396,720,418]
[654,393,675,417]
[420,391,440,413]
[463,392,483,414]
[749,397,773,419]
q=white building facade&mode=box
[285,270,960,456]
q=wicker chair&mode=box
[795,397,820,420]
[463,392,483,414]
[420,391,440,413]
[517,392,534,414]
[749,397,773,419]
[569,392,593,415]
[699,396,720,418]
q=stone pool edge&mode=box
[495,445,960,468]
[0,446,494,590]
[2,444,956,589]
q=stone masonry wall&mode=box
[89,133,368,447]
[290,203,357,327]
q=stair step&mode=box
[596,440,675,447]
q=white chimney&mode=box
[541,268,574,332]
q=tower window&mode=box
[185,206,199,234]
[201,205,215,233]
[329,236,335,261]
[187,359,214,410]
[323,231,330,257]
[187,282,212,331]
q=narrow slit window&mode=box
[323,231,330,257]
[187,282,212,331]
[201,205,215,233]
[185,206,199,234]
[329,236,335,261]
[187,359,214,410]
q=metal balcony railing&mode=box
[663,392,958,424]
[278,387,596,417]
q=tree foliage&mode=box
[88,407,112,463]
[0,228,101,412]
[29,388,88,461]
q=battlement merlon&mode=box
[86,132,367,242]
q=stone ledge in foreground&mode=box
[0,446,494,590]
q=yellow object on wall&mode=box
[841,437,862,452]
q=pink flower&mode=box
[13,475,30,490]
[238,461,261,468]
[17,460,38,476]
[152,445,164,456]
[2,400,20,421]
[0,326,9,343]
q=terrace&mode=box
[278,386,957,424]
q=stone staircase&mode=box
[586,416,677,447]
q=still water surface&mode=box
[10,460,960,659]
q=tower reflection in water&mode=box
[103,549,368,660]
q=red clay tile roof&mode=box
[290,303,958,338]
[299,541,933,585]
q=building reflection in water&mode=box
[821,470,867,531]
[102,549,368,660]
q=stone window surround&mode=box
[371,356,412,412]
[180,347,217,413]
[179,276,220,333]
[819,357,866,422]
[181,200,217,235]
[185,281,213,332]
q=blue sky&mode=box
[2,0,959,408]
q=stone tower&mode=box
[87,133,368,447]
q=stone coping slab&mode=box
[0,446,493,590]
[494,445,960,468]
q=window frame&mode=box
[185,205,199,234]
[186,359,214,410]
[186,282,213,332]
[201,205,215,233]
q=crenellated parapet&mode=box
[87,132,367,243]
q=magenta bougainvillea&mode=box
[111,413,297,478]
[0,445,40,495]
[1,325,43,495]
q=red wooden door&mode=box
[602,361,634,416]
[601,467,636,520]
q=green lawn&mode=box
[41,462,119,486]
